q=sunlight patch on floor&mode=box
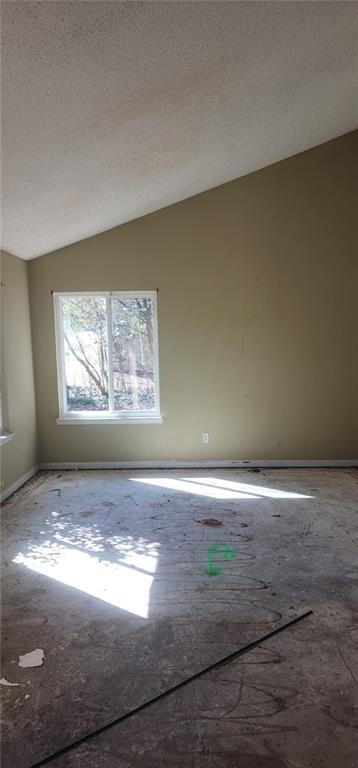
[184,477,313,499]
[132,476,313,500]
[13,538,158,618]
[131,477,260,499]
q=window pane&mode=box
[62,297,109,411]
[111,297,156,412]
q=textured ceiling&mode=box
[1,1,358,260]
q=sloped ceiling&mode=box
[1,0,358,260]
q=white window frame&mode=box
[0,387,15,443]
[54,291,162,425]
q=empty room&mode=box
[0,1,357,767]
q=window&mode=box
[0,387,14,443]
[54,292,161,424]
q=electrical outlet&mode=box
[202,432,209,444]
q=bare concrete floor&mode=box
[1,468,357,768]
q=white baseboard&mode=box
[1,465,39,503]
[39,459,358,471]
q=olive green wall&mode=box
[28,131,358,463]
[0,251,37,495]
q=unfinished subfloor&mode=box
[1,468,357,768]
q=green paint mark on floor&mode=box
[204,543,236,576]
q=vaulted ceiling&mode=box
[1,1,358,259]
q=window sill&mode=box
[56,416,163,425]
[0,432,15,445]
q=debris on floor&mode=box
[248,468,261,473]
[0,677,21,686]
[194,518,223,526]
[18,649,44,668]
[48,489,62,497]
[51,511,72,518]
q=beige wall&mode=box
[0,251,37,494]
[29,131,358,463]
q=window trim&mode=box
[0,432,15,444]
[0,388,15,442]
[53,291,162,424]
